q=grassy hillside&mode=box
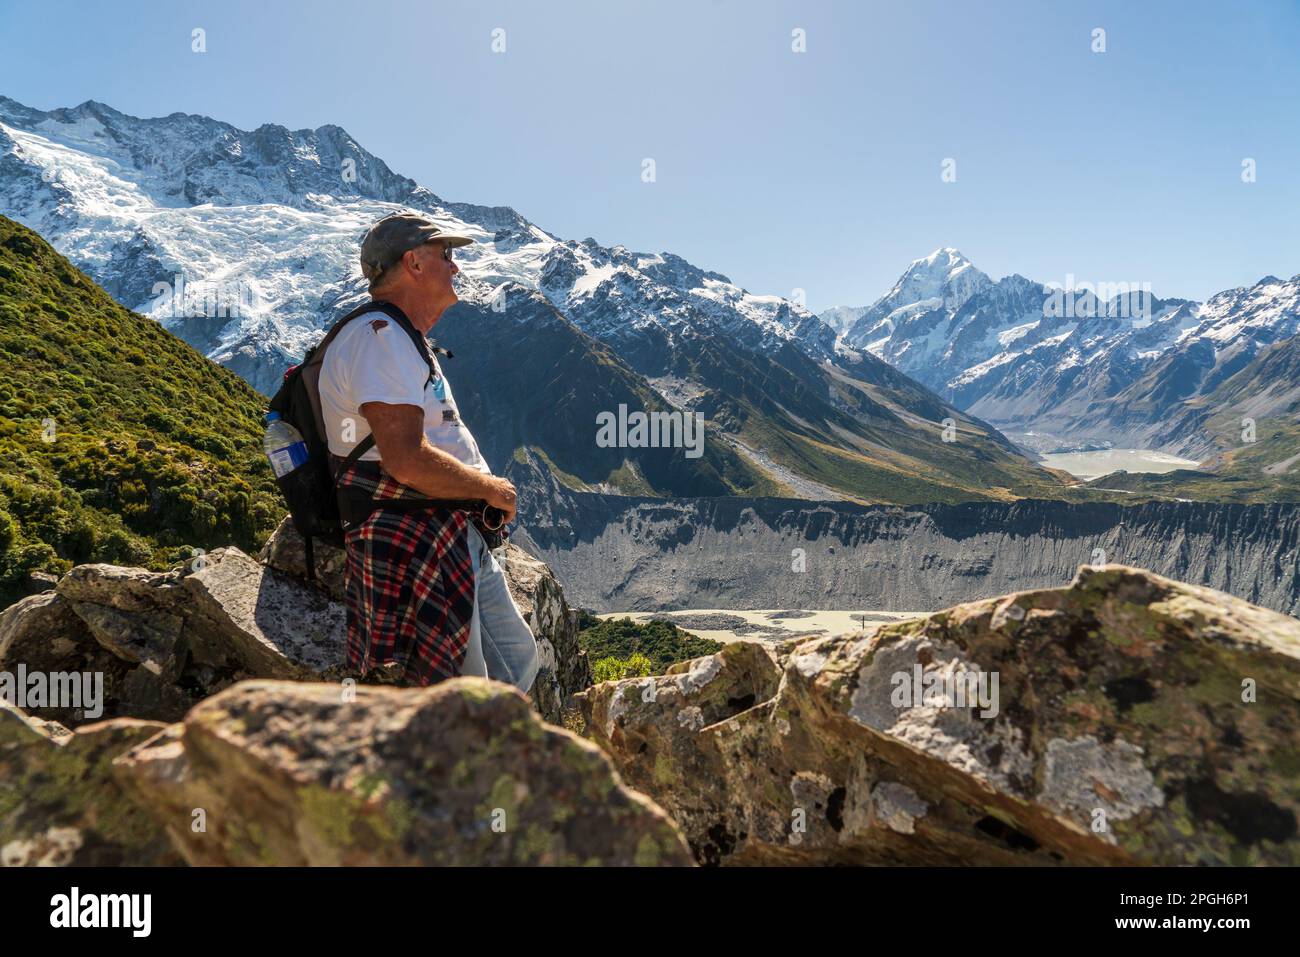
[0,215,281,607]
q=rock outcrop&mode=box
[580,565,1300,865]
[112,678,692,866]
[259,518,591,724]
[0,705,180,866]
[3,525,590,728]
[0,547,344,726]
[1,535,628,867]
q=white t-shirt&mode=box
[319,309,490,474]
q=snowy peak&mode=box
[535,233,832,360]
[821,248,993,369]
[0,93,843,390]
[817,238,1300,451]
[0,95,425,210]
[885,247,990,309]
[904,246,979,281]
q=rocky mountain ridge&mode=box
[821,248,1300,455]
[516,492,1300,616]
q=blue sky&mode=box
[2,0,1299,310]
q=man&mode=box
[318,212,539,693]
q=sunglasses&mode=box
[431,241,455,263]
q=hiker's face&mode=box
[403,240,458,305]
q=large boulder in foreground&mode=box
[113,678,692,866]
[259,517,592,723]
[0,704,179,866]
[580,565,1300,866]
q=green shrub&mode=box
[577,611,723,673]
[591,653,654,683]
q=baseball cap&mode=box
[359,213,474,283]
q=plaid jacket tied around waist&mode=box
[335,456,475,686]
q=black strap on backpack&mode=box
[265,300,459,582]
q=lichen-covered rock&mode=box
[3,529,592,728]
[180,546,345,678]
[0,704,180,866]
[259,516,592,724]
[496,546,592,724]
[257,519,349,602]
[0,549,347,727]
[580,565,1300,866]
[113,678,692,866]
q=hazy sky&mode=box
[2,0,1298,310]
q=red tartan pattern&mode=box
[337,459,475,686]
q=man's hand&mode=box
[483,476,517,524]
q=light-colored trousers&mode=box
[459,525,540,693]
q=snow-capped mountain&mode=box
[841,247,991,362]
[823,250,1300,454]
[0,96,825,393]
[0,95,1053,505]
[0,96,554,391]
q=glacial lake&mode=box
[1037,449,1201,481]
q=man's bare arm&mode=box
[359,401,517,522]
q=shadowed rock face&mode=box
[579,565,1300,866]
[112,678,692,867]
[519,495,1300,616]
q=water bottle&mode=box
[263,411,308,478]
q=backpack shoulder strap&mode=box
[283,302,394,456]
[309,301,386,363]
